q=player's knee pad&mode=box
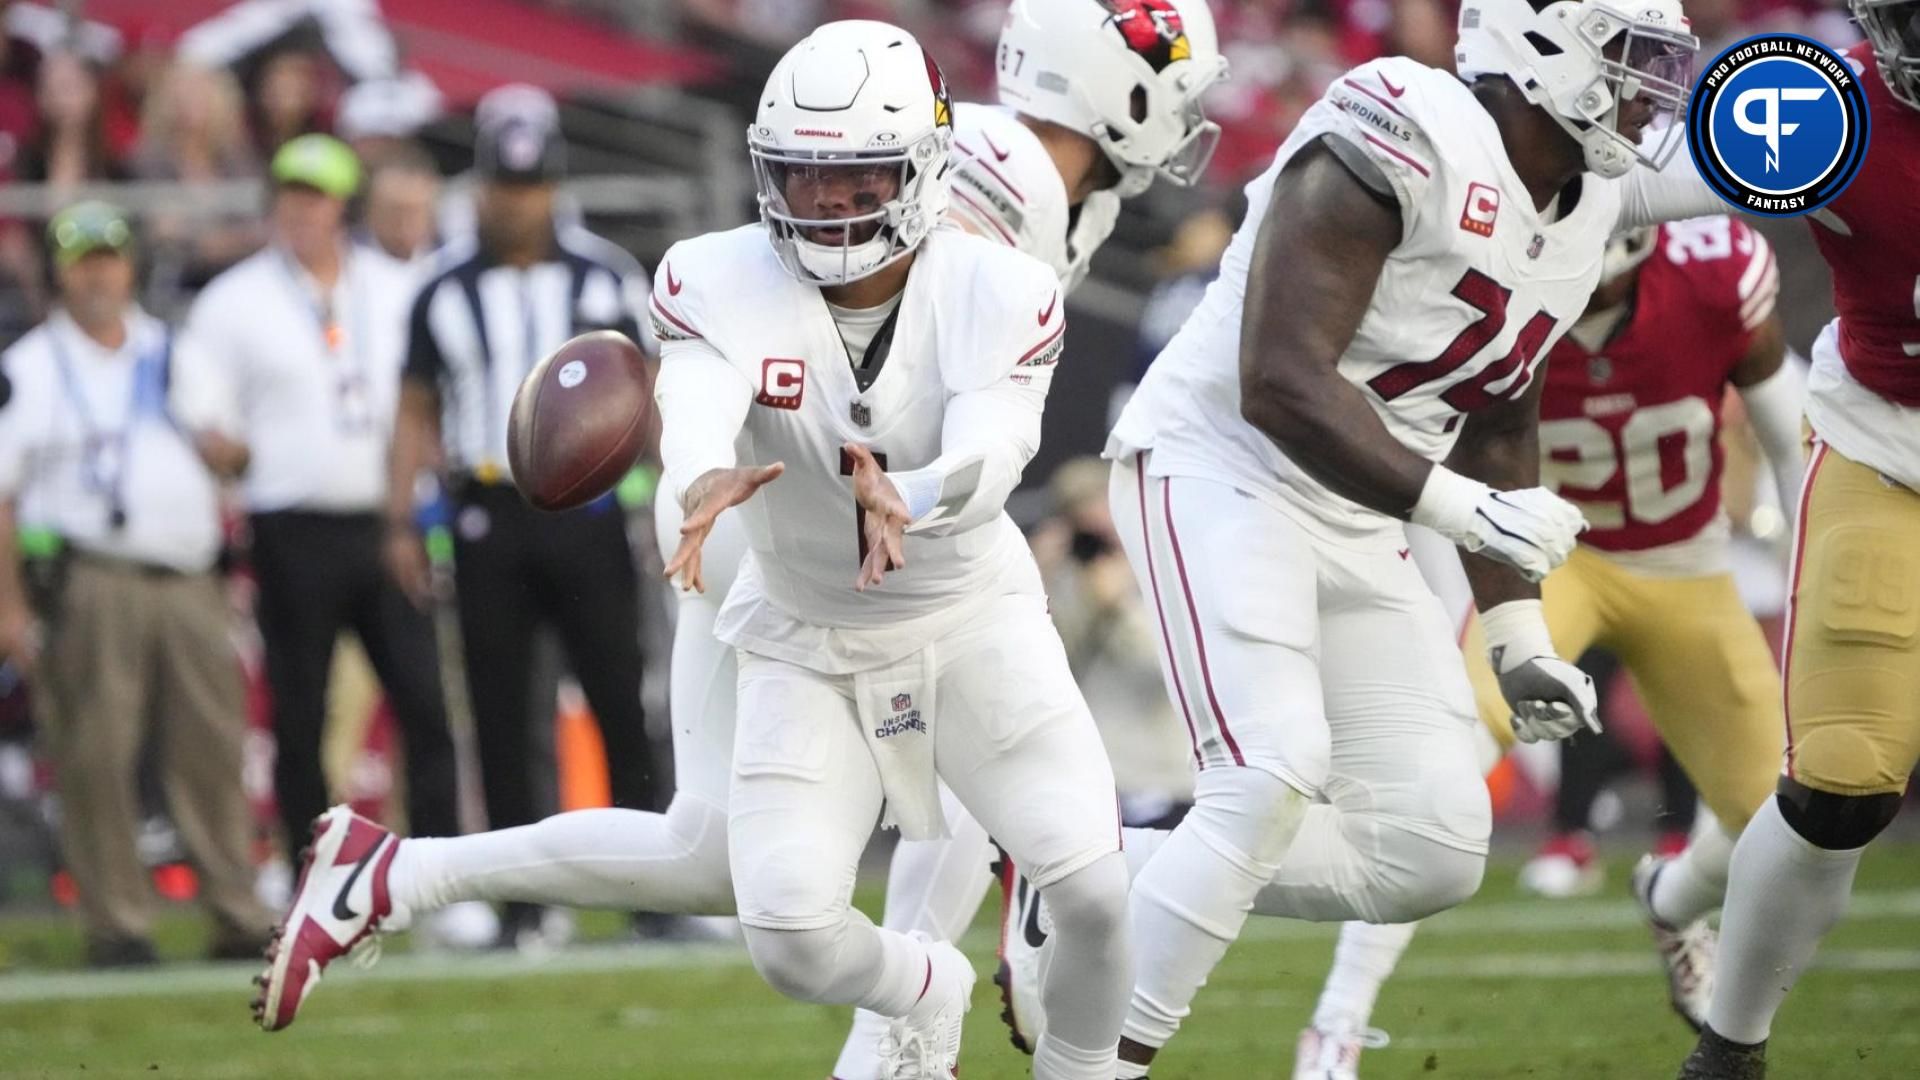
[742,922,854,1003]
[1188,767,1313,877]
[1774,778,1903,851]
[1036,852,1129,942]
[1364,826,1485,924]
[664,796,734,911]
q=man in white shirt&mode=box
[0,202,271,967]
[180,136,463,863]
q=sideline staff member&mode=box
[183,136,461,852]
[387,86,660,943]
[0,203,270,966]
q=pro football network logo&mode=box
[1100,0,1191,72]
[1686,34,1869,216]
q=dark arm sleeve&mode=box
[402,280,445,390]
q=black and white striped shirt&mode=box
[404,225,652,474]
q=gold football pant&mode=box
[1782,441,1920,796]
[1466,545,1783,831]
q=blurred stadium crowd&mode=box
[0,0,1877,965]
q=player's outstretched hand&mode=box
[844,443,907,591]
[666,463,785,593]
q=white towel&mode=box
[854,643,947,841]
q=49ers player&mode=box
[1674,18,1920,1080]
[1286,216,1807,1079]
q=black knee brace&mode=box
[1775,777,1903,851]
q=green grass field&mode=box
[2,846,1917,1079]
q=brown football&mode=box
[508,330,651,512]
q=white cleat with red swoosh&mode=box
[252,806,404,1032]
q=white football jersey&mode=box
[1109,57,1626,540]
[651,225,1067,673]
[948,102,1122,294]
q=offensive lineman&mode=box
[1093,0,1700,1072]
[1287,216,1807,1078]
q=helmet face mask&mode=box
[1457,0,1698,179]
[1852,0,1920,110]
[750,21,954,286]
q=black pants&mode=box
[250,511,459,848]
[449,485,657,831]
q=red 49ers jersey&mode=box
[1539,217,1776,556]
[1808,45,1920,409]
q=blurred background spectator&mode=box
[0,202,269,966]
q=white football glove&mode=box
[1411,467,1587,582]
[1481,600,1600,743]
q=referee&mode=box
[385,86,660,945]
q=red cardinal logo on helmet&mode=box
[923,51,953,129]
[1100,0,1192,72]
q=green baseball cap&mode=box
[270,134,362,198]
[47,201,134,267]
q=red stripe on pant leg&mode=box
[1135,454,1207,770]
[1780,439,1829,779]
[1160,478,1248,767]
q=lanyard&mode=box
[279,249,375,434]
[48,322,165,531]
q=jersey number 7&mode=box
[1368,268,1557,412]
[839,447,896,570]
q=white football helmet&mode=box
[1457,0,1698,179]
[1852,0,1920,110]
[998,0,1230,198]
[749,21,954,285]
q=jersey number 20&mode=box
[1538,398,1715,529]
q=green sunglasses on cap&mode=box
[47,201,134,267]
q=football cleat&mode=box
[1517,831,1605,898]
[992,847,1048,1055]
[1677,1026,1767,1079]
[879,934,973,1079]
[1293,1024,1390,1080]
[252,806,403,1032]
[1633,854,1716,1032]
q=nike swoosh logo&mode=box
[1380,75,1406,98]
[665,264,682,296]
[1038,293,1058,325]
[982,132,1011,162]
[1020,878,1048,950]
[1398,548,1411,560]
[331,837,386,922]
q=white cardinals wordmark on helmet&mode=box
[749,20,956,284]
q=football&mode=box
[507,329,652,512]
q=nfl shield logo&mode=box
[851,401,872,427]
[1588,356,1613,384]
[1527,234,1545,260]
[891,693,911,712]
